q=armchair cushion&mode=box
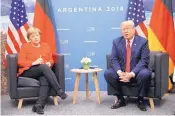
[18,77,40,87]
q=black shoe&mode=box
[32,104,44,114]
[57,89,68,100]
[111,100,126,109]
[137,100,147,111]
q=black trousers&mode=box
[104,68,151,98]
[20,64,61,106]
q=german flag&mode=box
[33,0,57,53]
[148,0,175,90]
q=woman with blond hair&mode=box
[18,27,68,114]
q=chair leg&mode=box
[53,96,58,105]
[149,98,154,109]
[18,99,23,109]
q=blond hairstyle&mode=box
[27,27,41,39]
[121,20,135,28]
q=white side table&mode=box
[71,68,103,104]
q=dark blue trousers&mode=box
[104,68,151,97]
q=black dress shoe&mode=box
[137,100,147,111]
[32,104,44,114]
[111,100,126,109]
[57,89,68,100]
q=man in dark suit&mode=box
[104,20,152,111]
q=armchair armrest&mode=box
[154,52,169,98]
[52,53,65,91]
[6,53,18,99]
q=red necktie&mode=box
[126,40,131,72]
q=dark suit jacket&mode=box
[111,35,151,75]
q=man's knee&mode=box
[104,69,119,82]
[137,69,151,80]
[104,70,109,78]
[104,70,112,81]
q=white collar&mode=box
[125,36,134,46]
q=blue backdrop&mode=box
[1,0,175,91]
[50,0,129,91]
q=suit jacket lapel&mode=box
[120,38,126,64]
[131,36,137,62]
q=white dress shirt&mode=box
[125,36,134,48]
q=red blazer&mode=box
[18,42,54,76]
